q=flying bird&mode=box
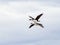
[29,13,44,28]
[29,13,43,22]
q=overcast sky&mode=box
[0,0,60,45]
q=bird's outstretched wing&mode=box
[29,24,34,28]
[29,16,34,20]
[35,13,43,21]
[37,23,44,28]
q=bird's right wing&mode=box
[29,24,34,28]
[37,23,44,28]
[35,13,43,21]
[29,16,34,20]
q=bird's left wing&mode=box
[29,24,34,28]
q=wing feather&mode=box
[29,24,34,28]
[35,13,43,21]
[37,23,44,28]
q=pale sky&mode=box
[0,0,60,45]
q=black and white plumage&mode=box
[29,13,43,22]
[36,23,44,28]
[29,23,44,28]
[35,13,43,21]
[29,13,44,28]
[29,16,34,20]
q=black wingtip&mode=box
[42,26,44,28]
[40,13,43,15]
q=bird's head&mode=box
[29,19,34,21]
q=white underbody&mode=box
[31,20,39,25]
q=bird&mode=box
[29,13,43,22]
[29,13,44,28]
